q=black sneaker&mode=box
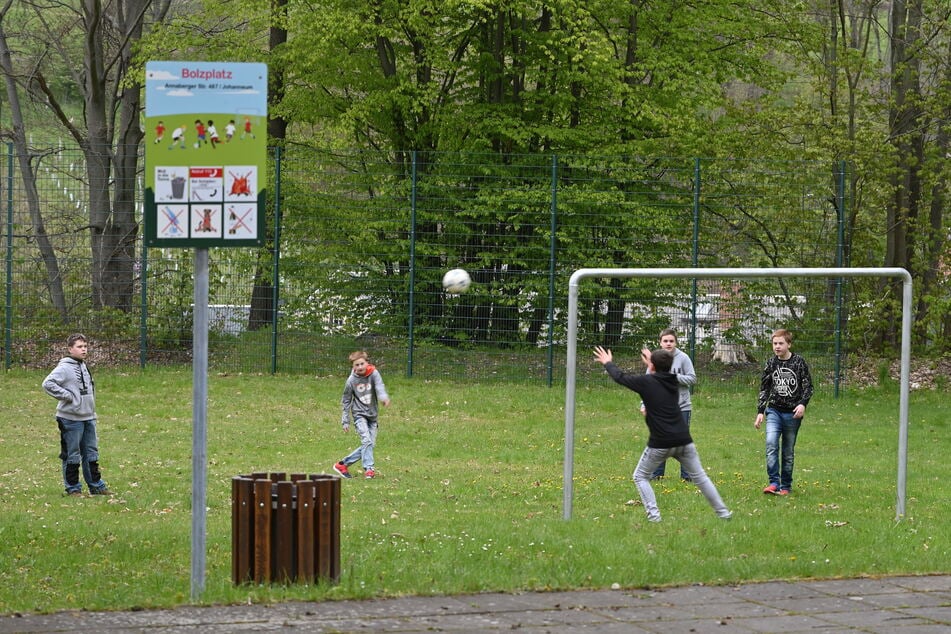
[90,488,113,496]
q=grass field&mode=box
[0,366,947,615]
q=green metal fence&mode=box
[3,143,862,388]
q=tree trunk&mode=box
[248,0,288,331]
[0,18,67,319]
[883,0,924,348]
[914,34,950,346]
[81,0,152,312]
[102,4,146,312]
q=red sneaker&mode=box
[333,462,352,479]
[778,489,790,496]
[763,484,779,495]
[364,469,376,479]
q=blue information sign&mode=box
[144,61,268,247]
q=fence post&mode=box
[139,226,149,369]
[833,159,847,398]
[407,150,418,378]
[690,157,701,360]
[4,143,13,370]
[270,146,283,375]
[546,154,558,387]
[406,150,416,377]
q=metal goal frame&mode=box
[563,267,912,521]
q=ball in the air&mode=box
[442,268,471,294]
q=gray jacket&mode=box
[43,357,97,421]
[341,366,389,426]
[642,348,696,412]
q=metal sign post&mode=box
[191,248,209,599]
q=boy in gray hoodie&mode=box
[333,351,390,479]
[42,334,111,497]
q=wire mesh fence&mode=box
[3,142,880,391]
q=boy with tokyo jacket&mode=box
[594,345,731,523]
[754,328,814,496]
[333,351,390,480]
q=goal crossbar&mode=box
[563,267,913,521]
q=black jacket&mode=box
[757,353,813,414]
[603,362,693,449]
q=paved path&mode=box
[1,575,948,633]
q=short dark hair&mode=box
[650,348,674,372]
[659,328,678,341]
[67,333,87,347]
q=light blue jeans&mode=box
[57,417,108,494]
[651,410,691,479]
[764,408,802,491]
[342,416,378,471]
[633,443,731,522]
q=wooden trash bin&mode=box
[232,472,340,584]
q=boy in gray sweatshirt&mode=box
[333,351,390,479]
[42,334,111,497]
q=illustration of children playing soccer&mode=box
[207,120,220,149]
[241,116,255,140]
[169,124,186,149]
[195,120,207,146]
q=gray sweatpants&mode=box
[633,443,732,521]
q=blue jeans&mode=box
[57,417,107,494]
[633,443,732,521]
[764,408,802,491]
[342,416,378,471]
[652,410,691,479]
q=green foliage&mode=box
[5,0,949,364]
[0,370,946,613]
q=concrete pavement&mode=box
[1,574,948,633]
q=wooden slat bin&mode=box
[232,472,340,584]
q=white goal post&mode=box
[563,267,913,522]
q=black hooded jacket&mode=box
[603,362,693,448]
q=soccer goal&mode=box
[563,267,913,522]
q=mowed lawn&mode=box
[1,367,946,614]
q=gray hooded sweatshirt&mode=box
[43,357,97,421]
[341,365,389,426]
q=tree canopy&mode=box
[0,0,947,354]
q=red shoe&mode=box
[364,469,376,479]
[333,462,352,479]
[763,484,779,495]
[778,489,790,496]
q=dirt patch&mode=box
[844,357,951,390]
[12,339,189,371]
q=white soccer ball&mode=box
[442,268,471,294]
